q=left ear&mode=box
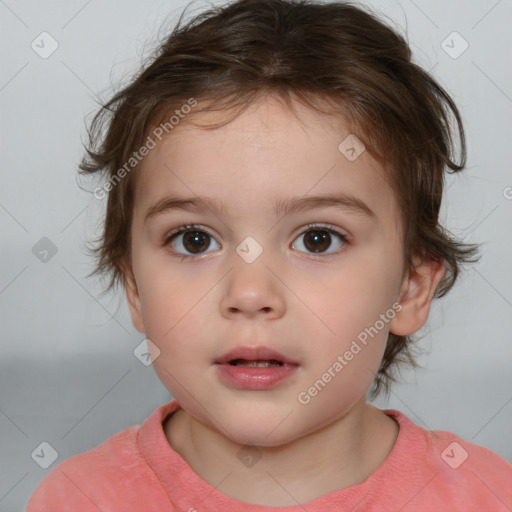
[389,254,446,336]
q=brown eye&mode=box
[303,230,331,253]
[166,225,220,256]
[292,225,346,255]
[182,230,210,253]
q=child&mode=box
[26,0,512,510]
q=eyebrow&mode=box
[144,193,377,223]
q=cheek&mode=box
[138,276,216,364]
[133,246,197,336]
[303,251,402,374]
[318,263,400,338]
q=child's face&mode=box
[126,95,409,446]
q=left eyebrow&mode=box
[144,192,377,223]
[273,193,377,221]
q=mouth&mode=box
[215,348,299,390]
[215,345,298,367]
[228,359,285,368]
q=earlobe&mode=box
[124,269,146,334]
[389,255,446,336]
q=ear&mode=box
[123,265,146,334]
[389,254,446,336]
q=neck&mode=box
[164,399,399,507]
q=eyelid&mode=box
[163,223,216,243]
[295,222,349,245]
[293,222,348,255]
[162,224,220,261]
[163,222,348,257]
[298,222,346,236]
[163,223,347,241]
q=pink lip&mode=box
[215,346,298,365]
[215,345,299,390]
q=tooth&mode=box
[235,359,280,368]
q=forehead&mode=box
[134,96,400,231]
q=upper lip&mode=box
[215,346,299,365]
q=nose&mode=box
[220,256,286,320]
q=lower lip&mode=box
[215,363,298,390]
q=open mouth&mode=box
[228,359,284,368]
[217,354,298,389]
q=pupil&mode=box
[184,231,209,253]
[304,230,330,252]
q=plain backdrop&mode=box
[1,0,511,510]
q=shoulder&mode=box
[25,424,166,512]
[387,410,512,510]
[426,425,512,493]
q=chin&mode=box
[218,411,305,448]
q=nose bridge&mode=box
[220,237,285,317]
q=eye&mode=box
[291,224,347,255]
[163,224,220,256]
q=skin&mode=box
[124,94,445,506]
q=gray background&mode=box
[1,0,511,510]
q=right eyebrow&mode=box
[144,196,224,224]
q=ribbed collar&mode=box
[137,400,425,511]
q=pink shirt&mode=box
[26,400,512,511]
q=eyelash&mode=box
[162,223,348,260]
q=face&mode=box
[126,95,411,446]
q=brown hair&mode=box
[79,0,480,398]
